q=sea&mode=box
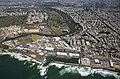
[0,50,120,79]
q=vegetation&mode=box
[0,15,26,28]
[17,34,42,44]
[18,38,33,44]
[49,11,68,28]
[49,8,77,34]
[31,35,42,42]
[51,11,63,20]
[18,36,33,44]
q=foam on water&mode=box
[49,63,69,68]
[1,51,120,79]
[92,69,120,79]
[0,51,49,76]
[39,66,49,76]
[1,51,42,64]
[59,66,91,76]
[59,66,120,79]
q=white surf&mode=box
[1,51,120,79]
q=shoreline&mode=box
[0,49,43,64]
[0,48,120,72]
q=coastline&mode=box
[0,48,120,72]
[0,48,120,79]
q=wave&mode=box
[1,50,42,64]
[92,69,120,79]
[38,62,120,79]
[49,63,69,68]
[59,66,91,76]
[0,50,49,76]
[46,62,120,79]
[1,51,120,79]
[59,66,120,79]
[1,51,49,76]
[39,66,49,76]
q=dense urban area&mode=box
[0,0,120,72]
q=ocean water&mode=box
[0,51,120,79]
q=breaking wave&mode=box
[59,66,120,79]
[1,50,49,77]
[37,62,120,79]
[1,50,42,64]
[1,50,120,79]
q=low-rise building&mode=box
[28,29,40,33]
[81,58,90,65]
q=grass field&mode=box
[50,11,67,28]
[17,35,33,44]
[18,38,33,44]
[31,35,42,42]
